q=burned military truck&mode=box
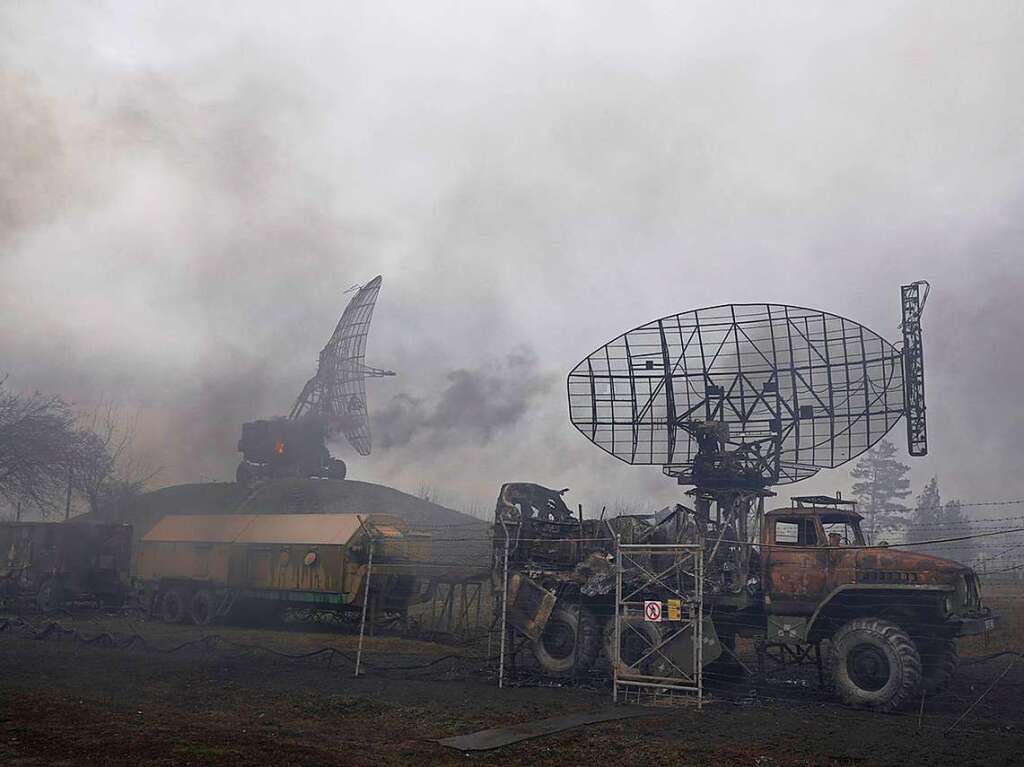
[0,521,133,610]
[503,282,1003,711]
[494,481,997,711]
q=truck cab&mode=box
[762,495,993,637]
[760,495,997,710]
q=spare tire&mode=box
[830,617,922,712]
[532,604,600,676]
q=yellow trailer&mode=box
[136,513,429,625]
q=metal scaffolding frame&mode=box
[613,540,704,707]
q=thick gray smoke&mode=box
[2,2,1024,514]
[374,348,554,450]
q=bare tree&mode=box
[0,377,84,516]
[72,402,160,519]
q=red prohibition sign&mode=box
[644,601,662,621]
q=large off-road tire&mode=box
[190,589,216,626]
[604,616,663,674]
[830,617,922,712]
[532,604,600,676]
[160,587,189,624]
[917,636,960,694]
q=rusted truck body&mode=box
[495,484,998,712]
[136,513,430,625]
[0,521,133,609]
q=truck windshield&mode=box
[774,518,819,546]
[820,516,865,546]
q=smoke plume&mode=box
[374,348,554,450]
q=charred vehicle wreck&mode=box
[493,481,998,712]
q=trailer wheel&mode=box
[830,617,922,712]
[190,589,216,626]
[36,578,65,612]
[161,587,189,624]
[917,636,960,694]
[532,604,600,676]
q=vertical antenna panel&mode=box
[901,282,928,457]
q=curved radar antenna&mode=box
[289,275,395,456]
[568,288,927,488]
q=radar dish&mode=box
[290,275,395,456]
[567,303,907,485]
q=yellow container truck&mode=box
[136,513,430,625]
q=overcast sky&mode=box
[2,2,1022,517]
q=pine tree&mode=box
[906,477,975,563]
[849,439,912,542]
[907,477,942,545]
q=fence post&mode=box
[355,518,375,677]
[498,520,511,689]
[613,533,621,703]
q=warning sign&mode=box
[644,600,663,622]
[667,599,682,621]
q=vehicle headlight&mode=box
[943,595,954,614]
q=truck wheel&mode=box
[190,589,216,626]
[532,604,600,676]
[917,637,960,694]
[36,578,65,612]
[605,616,662,673]
[161,587,189,624]
[830,617,922,712]
[236,461,254,487]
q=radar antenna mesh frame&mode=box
[289,275,394,456]
[567,302,907,486]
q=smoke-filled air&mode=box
[2,1,1023,514]
[6,4,1024,766]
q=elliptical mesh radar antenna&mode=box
[235,276,395,486]
[289,275,395,456]
[566,281,929,582]
[568,282,929,488]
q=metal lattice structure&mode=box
[900,282,929,457]
[290,276,394,456]
[568,301,913,486]
[613,541,704,707]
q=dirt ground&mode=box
[2,593,1023,767]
